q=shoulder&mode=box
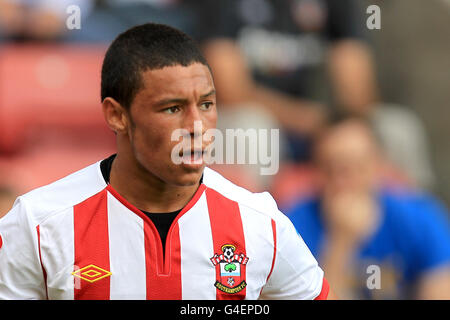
[284,195,321,217]
[283,195,323,238]
[380,189,450,273]
[382,189,449,223]
[379,189,450,251]
[4,161,107,226]
[202,167,288,224]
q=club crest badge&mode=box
[210,244,249,294]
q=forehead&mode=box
[136,63,214,102]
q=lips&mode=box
[180,149,206,164]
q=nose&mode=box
[183,104,205,138]
[181,104,206,149]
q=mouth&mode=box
[179,149,206,165]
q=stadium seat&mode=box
[0,44,109,153]
[0,44,116,193]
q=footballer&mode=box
[0,23,334,300]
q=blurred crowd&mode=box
[0,0,449,299]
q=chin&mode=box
[170,165,205,186]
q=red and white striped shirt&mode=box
[0,161,328,300]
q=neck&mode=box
[109,153,201,213]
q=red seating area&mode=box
[0,44,116,194]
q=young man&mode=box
[0,23,333,300]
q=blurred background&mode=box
[0,0,449,299]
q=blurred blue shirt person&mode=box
[285,115,450,299]
[287,188,450,299]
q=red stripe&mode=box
[0,234,2,249]
[206,188,247,300]
[106,183,206,300]
[73,189,110,300]
[144,223,182,300]
[267,219,277,282]
[258,219,277,298]
[314,277,330,300]
[36,226,48,299]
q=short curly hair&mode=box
[101,23,210,109]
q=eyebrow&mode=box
[200,89,216,99]
[154,89,216,107]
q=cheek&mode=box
[131,123,170,160]
[205,109,218,128]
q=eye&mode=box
[164,106,180,114]
[200,102,213,111]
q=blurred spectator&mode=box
[66,0,201,43]
[191,0,368,191]
[0,0,199,43]
[370,103,436,190]
[194,0,436,192]
[285,116,450,299]
[196,0,360,162]
[0,0,94,42]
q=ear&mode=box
[102,97,129,134]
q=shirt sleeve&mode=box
[259,210,326,300]
[408,195,450,276]
[0,198,47,300]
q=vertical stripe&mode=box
[143,222,159,299]
[314,277,330,300]
[73,189,110,300]
[179,193,216,299]
[256,218,277,298]
[106,184,180,300]
[38,207,75,300]
[267,219,277,283]
[239,206,276,299]
[206,188,247,300]
[145,223,182,300]
[145,184,206,300]
[107,192,146,299]
[36,225,48,300]
[106,184,206,300]
[144,213,183,300]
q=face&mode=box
[314,121,380,194]
[123,63,217,186]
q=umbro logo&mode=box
[72,264,112,283]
